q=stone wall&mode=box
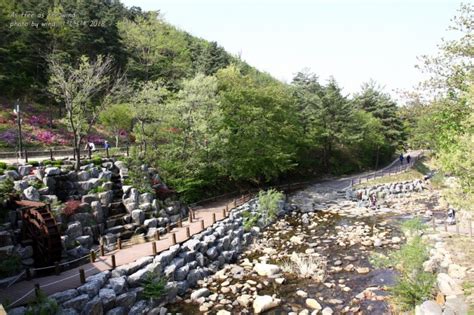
[347,179,426,201]
[8,199,285,315]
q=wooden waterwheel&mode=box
[16,200,62,268]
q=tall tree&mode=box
[354,80,404,165]
[48,55,123,170]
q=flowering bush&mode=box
[0,130,16,145]
[34,130,56,145]
[28,115,49,126]
[62,200,81,217]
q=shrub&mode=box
[143,274,167,300]
[242,210,260,231]
[25,289,59,315]
[42,160,53,166]
[125,158,153,194]
[29,180,44,190]
[0,161,6,169]
[0,254,21,278]
[430,171,445,188]
[6,165,17,171]
[91,156,102,166]
[29,161,39,167]
[401,217,426,234]
[88,186,105,194]
[257,189,284,225]
[0,179,15,205]
[370,234,435,310]
[62,200,82,217]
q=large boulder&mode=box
[66,221,83,239]
[63,294,90,311]
[23,186,40,201]
[99,191,113,206]
[131,210,145,225]
[49,289,79,304]
[81,297,103,315]
[99,288,116,311]
[45,167,61,176]
[115,292,137,309]
[107,276,127,295]
[437,273,463,296]
[415,300,442,315]
[77,171,91,181]
[253,295,281,314]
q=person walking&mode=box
[104,140,111,149]
[406,154,411,164]
[399,153,404,165]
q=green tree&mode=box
[216,65,299,184]
[118,11,191,87]
[99,103,133,147]
[353,80,405,166]
[48,55,123,170]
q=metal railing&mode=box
[0,146,130,161]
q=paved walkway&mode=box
[0,198,238,308]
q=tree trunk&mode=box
[115,134,119,148]
[375,146,380,169]
[74,136,81,171]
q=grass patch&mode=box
[370,218,435,311]
[143,274,167,300]
[242,210,260,232]
[257,189,284,225]
[280,252,327,281]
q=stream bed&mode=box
[168,201,407,314]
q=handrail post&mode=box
[152,242,157,255]
[34,284,41,297]
[111,255,116,269]
[200,219,205,230]
[79,269,85,284]
[50,148,53,161]
[24,149,28,163]
[171,233,177,245]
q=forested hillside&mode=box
[0,0,406,201]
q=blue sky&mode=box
[121,0,463,98]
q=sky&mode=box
[121,0,463,98]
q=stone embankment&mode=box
[8,198,285,315]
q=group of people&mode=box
[399,153,411,165]
[84,140,111,152]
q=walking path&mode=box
[0,151,421,308]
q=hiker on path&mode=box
[399,153,404,165]
[104,140,111,149]
[370,193,377,209]
[406,154,411,164]
[447,207,456,225]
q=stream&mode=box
[168,193,408,315]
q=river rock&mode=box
[108,276,127,294]
[66,221,83,239]
[190,288,211,301]
[322,307,334,315]
[253,295,281,314]
[306,298,322,311]
[253,263,281,277]
[105,307,126,315]
[115,292,137,309]
[437,273,463,296]
[415,300,442,315]
[237,294,252,307]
